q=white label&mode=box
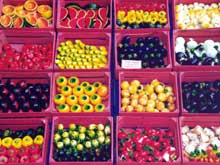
[121,60,142,69]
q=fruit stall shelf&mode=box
[179,71,220,116]
[0,0,56,31]
[118,71,179,117]
[52,72,111,116]
[0,118,49,165]
[172,0,220,30]
[114,0,170,32]
[172,29,220,71]
[0,72,52,118]
[179,116,220,165]
[57,0,112,32]
[116,116,182,164]
[0,31,55,71]
[54,32,111,72]
[49,116,113,164]
[114,30,172,79]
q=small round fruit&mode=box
[97,85,108,97]
[146,106,155,112]
[138,96,148,106]
[149,93,157,101]
[83,104,94,112]
[54,94,65,105]
[57,104,70,113]
[131,80,140,87]
[135,104,144,112]
[128,85,137,94]
[93,82,102,91]
[144,84,154,94]
[121,90,130,98]
[61,85,72,96]
[158,93,167,102]
[130,99,138,107]
[95,104,105,112]
[168,103,176,111]
[156,102,165,111]
[79,94,90,105]
[70,104,81,113]
[68,76,79,87]
[73,86,83,96]
[155,84,165,93]
[151,79,160,87]
[167,95,175,104]
[81,81,90,89]
[121,81,129,90]
[66,95,78,105]
[84,85,96,96]
[56,76,67,87]
[126,105,134,112]
[147,99,156,108]
[90,94,102,105]
[121,97,130,106]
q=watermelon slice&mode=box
[98,7,108,21]
[86,10,96,19]
[69,18,77,28]
[13,17,24,28]
[60,7,68,21]
[76,17,93,29]
[94,19,102,29]
[77,9,87,19]
[60,18,70,27]
[102,18,109,28]
[68,8,78,19]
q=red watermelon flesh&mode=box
[77,9,86,19]
[69,18,77,28]
[94,19,102,29]
[86,10,96,19]
[77,17,92,29]
[98,7,108,21]
[60,7,68,20]
[68,8,78,19]
[60,18,70,27]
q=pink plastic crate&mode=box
[0,118,49,165]
[49,116,113,164]
[179,116,220,164]
[173,29,220,71]
[52,72,111,116]
[0,0,56,30]
[54,32,111,71]
[172,0,220,30]
[0,72,52,118]
[116,116,182,164]
[115,0,170,32]
[119,72,179,117]
[115,30,172,79]
[179,71,220,116]
[57,0,112,32]
[0,30,55,71]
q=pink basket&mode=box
[116,116,182,165]
[173,29,220,71]
[0,30,55,71]
[115,30,172,79]
[179,116,220,164]
[57,0,112,32]
[49,116,113,164]
[54,32,111,72]
[179,71,220,116]
[0,72,52,118]
[172,0,220,30]
[0,0,56,31]
[0,118,49,165]
[52,72,111,116]
[115,0,170,32]
[118,71,179,117]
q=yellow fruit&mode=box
[121,90,130,98]
[146,106,155,112]
[144,84,154,94]
[147,99,156,108]
[135,105,144,112]
[128,85,137,94]
[151,79,160,87]
[158,93,167,102]
[121,97,130,106]
[121,81,130,90]
[130,80,141,87]
[155,84,165,93]
[126,105,134,112]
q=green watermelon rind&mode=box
[84,4,100,10]
[24,17,37,27]
[65,3,81,10]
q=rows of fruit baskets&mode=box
[0,0,220,164]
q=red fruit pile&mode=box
[118,128,178,162]
[0,44,53,70]
[60,3,110,29]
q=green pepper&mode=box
[3,129,12,138]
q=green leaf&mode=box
[128,151,134,158]
[213,145,218,151]
[128,133,134,138]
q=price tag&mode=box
[121,60,142,69]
